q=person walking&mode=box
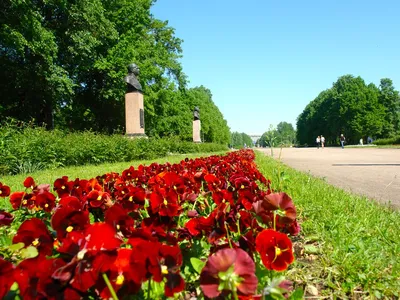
[321,135,325,148]
[340,134,345,149]
[316,136,321,149]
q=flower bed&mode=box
[0,149,302,299]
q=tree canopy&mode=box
[259,123,296,147]
[0,0,230,144]
[296,75,399,145]
[231,132,252,149]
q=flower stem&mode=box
[225,222,233,248]
[273,211,276,231]
[147,279,152,299]
[231,282,239,300]
[102,273,119,300]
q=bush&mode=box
[373,136,400,145]
[0,121,228,175]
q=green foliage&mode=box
[255,151,400,298]
[296,75,395,145]
[231,132,252,148]
[0,121,228,175]
[259,123,296,147]
[373,136,400,145]
[378,78,400,137]
[0,0,231,143]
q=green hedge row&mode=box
[0,123,228,175]
[373,136,400,145]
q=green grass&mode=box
[255,151,400,299]
[0,151,228,211]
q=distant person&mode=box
[321,135,325,148]
[340,134,346,149]
[359,138,363,146]
[316,136,321,149]
[367,136,373,144]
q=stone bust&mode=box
[124,63,143,93]
[193,106,200,121]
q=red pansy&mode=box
[0,182,11,197]
[13,218,54,256]
[0,257,14,299]
[0,210,14,226]
[23,176,35,189]
[255,229,294,271]
[200,248,258,298]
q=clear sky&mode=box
[151,0,400,135]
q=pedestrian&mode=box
[340,134,345,149]
[321,135,325,148]
[316,136,321,149]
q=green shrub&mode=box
[373,136,400,145]
[0,121,228,175]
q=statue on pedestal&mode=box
[124,63,143,93]
[193,106,200,121]
[124,63,145,137]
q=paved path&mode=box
[257,147,400,209]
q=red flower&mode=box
[261,192,297,224]
[104,204,135,237]
[36,191,56,212]
[158,244,185,297]
[13,218,54,256]
[0,210,14,226]
[200,248,258,298]
[23,176,35,189]
[255,229,294,271]
[84,222,122,250]
[0,182,10,197]
[86,190,111,208]
[0,257,14,299]
[54,176,70,197]
[14,256,66,300]
[51,196,90,239]
[9,191,26,209]
[149,187,181,217]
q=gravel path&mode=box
[257,147,400,209]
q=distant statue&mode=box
[124,63,143,93]
[193,106,200,121]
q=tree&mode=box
[0,0,231,144]
[378,78,400,137]
[231,132,252,148]
[276,122,296,145]
[297,75,387,145]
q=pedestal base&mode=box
[193,120,201,143]
[125,92,145,135]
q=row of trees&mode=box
[0,0,230,143]
[297,75,400,145]
[258,122,296,147]
[231,132,253,148]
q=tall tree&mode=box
[297,75,387,145]
[378,78,400,137]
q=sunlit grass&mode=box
[0,151,227,210]
[255,151,400,298]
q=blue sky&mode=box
[151,0,400,135]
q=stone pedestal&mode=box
[125,92,146,137]
[193,120,201,143]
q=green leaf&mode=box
[304,244,320,254]
[8,242,25,252]
[190,257,205,274]
[288,288,304,300]
[20,246,39,259]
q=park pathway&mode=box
[257,147,400,209]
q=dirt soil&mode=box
[257,147,400,209]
